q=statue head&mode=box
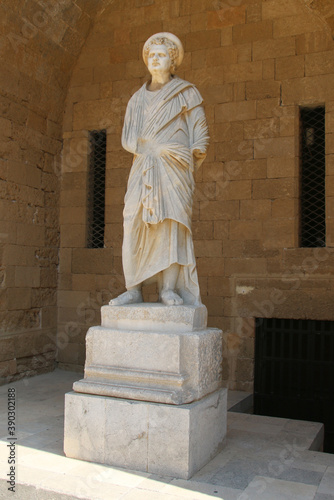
[143,32,184,75]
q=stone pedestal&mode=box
[64,304,227,479]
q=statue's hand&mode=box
[193,148,206,159]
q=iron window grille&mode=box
[87,130,106,249]
[300,106,326,248]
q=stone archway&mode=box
[305,0,334,36]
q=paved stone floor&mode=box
[0,369,333,499]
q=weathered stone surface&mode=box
[64,388,227,479]
[71,248,114,274]
[0,0,115,382]
[101,303,207,332]
[74,306,222,405]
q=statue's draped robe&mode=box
[121,77,209,305]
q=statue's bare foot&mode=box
[160,289,183,306]
[109,289,143,306]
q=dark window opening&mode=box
[87,130,106,249]
[300,106,326,247]
[254,318,334,453]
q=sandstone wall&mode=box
[56,0,334,389]
[0,0,112,383]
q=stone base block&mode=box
[101,303,208,332]
[73,318,222,405]
[64,388,227,480]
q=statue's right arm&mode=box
[121,96,139,155]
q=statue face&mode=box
[147,44,172,76]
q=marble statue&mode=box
[110,32,209,307]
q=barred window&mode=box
[300,106,326,247]
[87,130,106,249]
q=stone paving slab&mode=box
[0,369,333,500]
[241,476,318,499]
[317,467,334,496]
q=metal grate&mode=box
[87,130,106,249]
[300,106,326,248]
[254,318,334,453]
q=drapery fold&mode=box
[121,77,209,305]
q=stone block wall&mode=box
[0,0,112,383]
[56,0,333,389]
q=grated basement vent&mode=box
[87,130,106,249]
[300,106,326,248]
[254,318,334,453]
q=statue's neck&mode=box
[148,72,172,92]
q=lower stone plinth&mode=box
[64,388,227,480]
